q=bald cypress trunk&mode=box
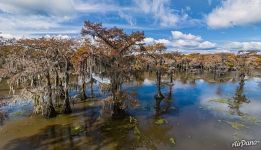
[111,72,126,119]
[155,95,162,116]
[54,70,60,107]
[155,59,164,99]
[62,59,72,114]
[81,80,87,100]
[43,71,56,118]
[90,77,94,98]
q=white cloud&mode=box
[171,31,217,50]
[0,0,197,34]
[172,31,202,41]
[145,31,261,53]
[199,41,217,49]
[143,37,171,45]
[207,0,261,28]
[134,0,179,26]
[143,37,156,44]
[225,41,261,51]
[144,31,217,52]
[43,34,71,40]
[118,11,136,26]
[0,15,60,31]
[0,33,23,39]
[0,0,142,33]
[0,0,75,17]
[133,0,200,27]
[73,0,133,13]
[0,0,76,33]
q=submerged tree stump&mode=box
[43,104,57,118]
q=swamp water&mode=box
[0,73,261,150]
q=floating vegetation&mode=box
[86,101,95,107]
[169,137,176,145]
[71,124,84,136]
[134,126,141,140]
[226,121,245,130]
[129,116,137,124]
[254,74,261,78]
[154,118,168,125]
[130,116,142,141]
[101,119,135,134]
[13,111,23,116]
[209,98,231,105]
[129,116,154,148]
[241,114,261,125]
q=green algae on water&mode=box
[71,124,84,135]
[169,137,176,145]
[154,118,168,125]
[241,114,261,125]
[209,98,231,105]
[226,121,245,130]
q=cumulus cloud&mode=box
[145,31,261,53]
[143,37,171,45]
[207,0,261,28]
[172,31,202,41]
[225,41,261,51]
[144,31,217,52]
[171,31,217,50]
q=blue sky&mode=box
[1,0,261,53]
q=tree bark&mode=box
[81,79,87,100]
[112,102,126,119]
[43,71,56,118]
[110,72,126,119]
[155,69,164,99]
[62,59,72,114]
[54,70,60,107]
[90,77,94,98]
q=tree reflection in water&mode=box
[154,76,175,117]
[229,75,250,116]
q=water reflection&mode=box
[155,83,175,116]
[1,72,261,150]
[229,78,250,116]
[0,111,5,126]
[162,83,174,114]
[154,70,175,116]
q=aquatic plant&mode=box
[241,114,261,125]
[154,118,168,125]
[71,124,84,136]
[209,98,231,105]
[169,137,176,145]
[226,121,246,130]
